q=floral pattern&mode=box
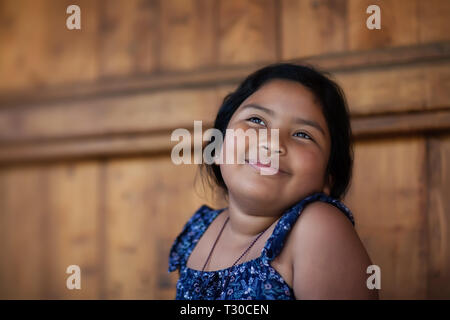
[168,192,355,300]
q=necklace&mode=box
[201,215,270,272]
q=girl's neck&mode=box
[225,193,283,240]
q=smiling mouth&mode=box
[244,159,290,175]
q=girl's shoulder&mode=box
[263,192,354,262]
[168,204,221,272]
[294,192,355,226]
[285,198,373,299]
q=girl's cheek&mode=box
[290,145,325,175]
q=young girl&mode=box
[168,63,378,300]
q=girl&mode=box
[168,63,378,300]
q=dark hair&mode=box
[199,63,353,201]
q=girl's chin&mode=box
[231,180,280,201]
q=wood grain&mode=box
[427,134,450,299]
[418,0,450,43]
[99,0,159,77]
[281,0,347,59]
[0,165,48,298]
[160,0,216,71]
[218,0,277,65]
[46,161,101,299]
[344,137,428,299]
[0,0,449,300]
[347,0,419,51]
[103,156,216,299]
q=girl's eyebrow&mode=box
[240,103,326,136]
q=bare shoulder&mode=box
[289,201,379,300]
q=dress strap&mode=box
[168,205,223,272]
[261,192,355,264]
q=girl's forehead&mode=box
[236,80,325,122]
[249,79,317,106]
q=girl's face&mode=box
[219,79,332,213]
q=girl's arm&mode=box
[291,201,379,300]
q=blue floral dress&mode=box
[168,191,355,300]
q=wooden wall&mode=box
[0,0,449,299]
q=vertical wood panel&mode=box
[46,161,101,299]
[104,156,216,299]
[427,134,450,299]
[281,0,347,59]
[348,0,419,51]
[104,158,157,299]
[0,0,100,91]
[218,0,277,65]
[99,0,160,77]
[42,0,100,87]
[0,165,48,299]
[150,160,218,299]
[160,0,216,71]
[344,137,428,299]
[418,0,450,43]
[0,0,49,91]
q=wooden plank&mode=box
[1,61,450,144]
[347,0,419,51]
[344,137,428,299]
[0,165,48,298]
[103,156,215,299]
[0,130,178,163]
[103,158,157,299]
[160,0,215,71]
[427,134,450,299]
[425,62,450,109]
[281,0,347,59]
[1,0,449,97]
[351,109,450,138]
[147,158,220,299]
[1,106,450,164]
[0,87,221,142]
[337,62,427,116]
[99,0,159,77]
[0,0,49,91]
[337,61,450,115]
[0,168,7,297]
[0,0,100,92]
[46,161,101,299]
[1,109,450,164]
[218,0,277,65]
[41,0,100,87]
[1,42,449,108]
[419,0,450,43]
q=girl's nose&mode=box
[262,144,285,155]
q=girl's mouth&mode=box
[245,159,289,175]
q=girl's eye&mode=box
[293,131,312,140]
[246,117,266,126]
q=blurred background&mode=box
[0,0,449,299]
